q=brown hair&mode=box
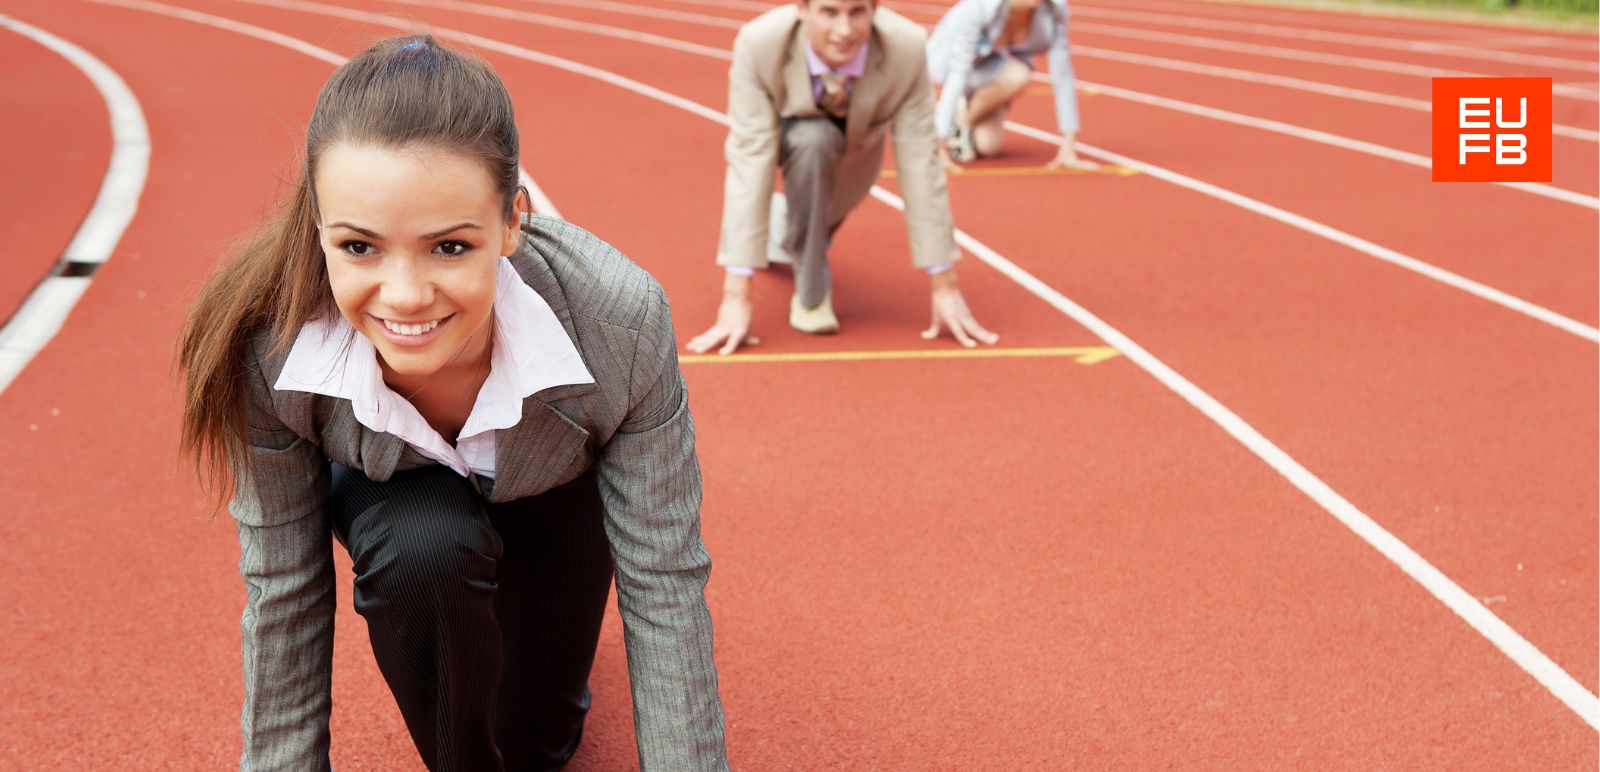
[177,33,525,499]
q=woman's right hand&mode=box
[938,142,964,173]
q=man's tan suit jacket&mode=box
[716,5,961,270]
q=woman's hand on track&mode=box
[1047,143,1099,172]
[938,143,964,174]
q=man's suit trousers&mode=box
[779,116,886,309]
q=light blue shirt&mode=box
[927,0,1082,139]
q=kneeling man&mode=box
[689,0,999,355]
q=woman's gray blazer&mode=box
[227,215,728,771]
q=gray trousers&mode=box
[778,117,883,309]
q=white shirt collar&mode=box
[274,256,594,474]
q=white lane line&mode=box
[512,0,742,28]
[498,0,1600,206]
[97,0,345,64]
[401,0,736,58]
[1070,6,1600,74]
[645,0,772,10]
[215,0,1600,730]
[365,0,1600,340]
[1073,21,1600,103]
[0,278,94,394]
[1009,120,1600,344]
[1045,73,1600,210]
[1068,0,1600,52]
[551,0,1600,142]
[83,0,565,216]
[1070,44,1599,143]
[0,14,150,395]
[519,168,562,219]
[1440,34,1600,51]
[916,177,1600,735]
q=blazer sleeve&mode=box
[892,50,962,270]
[931,2,988,140]
[228,344,335,771]
[598,282,730,771]
[716,24,780,270]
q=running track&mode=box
[0,0,1595,768]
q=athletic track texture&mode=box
[0,0,1595,768]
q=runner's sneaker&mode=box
[949,126,977,163]
[789,293,839,334]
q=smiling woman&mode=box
[316,144,512,441]
[176,34,728,772]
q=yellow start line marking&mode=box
[880,165,1138,179]
[1025,85,1097,97]
[681,346,1120,365]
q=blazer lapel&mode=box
[845,32,889,149]
[490,236,601,502]
[784,25,815,117]
[348,407,408,481]
[488,397,592,502]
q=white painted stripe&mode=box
[380,0,1600,329]
[0,15,150,395]
[518,168,562,219]
[1007,120,1600,344]
[1053,74,1600,210]
[1071,5,1600,73]
[883,0,979,13]
[99,0,346,64]
[225,0,737,125]
[0,278,93,390]
[91,0,564,220]
[1078,45,1427,113]
[907,182,1600,734]
[502,0,1600,205]
[1079,0,1600,50]
[428,0,1600,208]
[648,0,769,11]
[392,0,734,58]
[1442,35,1600,52]
[631,0,1600,106]
[0,16,150,264]
[1074,21,1600,103]
[224,0,1600,728]
[514,0,743,29]
[530,0,1600,143]
[1071,44,1599,143]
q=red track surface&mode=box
[0,0,1595,768]
[0,24,106,321]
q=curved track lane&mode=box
[445,0,1600,326]
[1,0,1594,768]
[190,3,1600,765]
[0,24,107,323]
[288,0,1600,717]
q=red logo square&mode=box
[1432,78,1552,183]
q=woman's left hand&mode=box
[1047,144,1099,172]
